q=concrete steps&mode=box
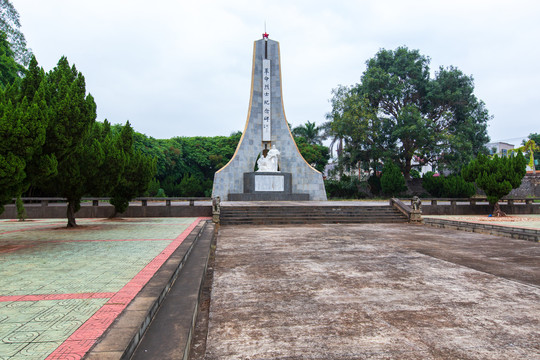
[220,205,408,225]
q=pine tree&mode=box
[110,121,156,215]
[0,58,49,213]
[462,152,527,216]
[380,162,407,197]
[39,57,97,227]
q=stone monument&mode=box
[212,33,327,201]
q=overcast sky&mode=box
[11,0,540,146]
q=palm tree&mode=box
[321,116,343,159]
[292,121,323,145]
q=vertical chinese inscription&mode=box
[262,59,271,141]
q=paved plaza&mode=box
[207,223,540,359]
[0,217,206,360]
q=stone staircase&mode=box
[220,205,408,225]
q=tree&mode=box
[325,85,389,176]
[0,55,50,214]
[519,134,539,173]
[0,31,23,87]
[179,174,203,196]
[132,131,241,197]
[0,0,32,66]
[380,162,407,197]
[293,136,330,173]
[462,152,527,216]
[18,56,58,194]
[38,57,97,227]
[110,121,156,215]
[328,47,490,179]
[292,121,323,145]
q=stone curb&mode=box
[129,217,216,359]
[85,220,210,359]
[424,218,540,242]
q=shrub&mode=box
[442,175,476,198]
[156,188,166,197]
[16,196,26,221]
[380,162,407,196]
[410,169,421,179]
[367,175,381,195]
[146,178,160,197]
[324,176,367,199]
[422,172,475,198]
[422,172,444,197]
[179,174,203,197]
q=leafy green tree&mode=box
[380,162,407,197]
[0,31,23,87]
[328,47,490,179]
[462,152,527,216]
[110,121,156,215]
[293,136,330,173]
[324,86,387,175]
[132,131,241,197]
[0,0,31,66]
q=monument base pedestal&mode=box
[227,172,310,201]
[228,193,309,201]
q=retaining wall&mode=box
[422,203,540,215]
[0,204,211,219]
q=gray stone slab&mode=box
[243,172,292,193]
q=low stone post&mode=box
[410,196,423,223]
[212,196,221,224]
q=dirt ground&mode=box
[204,223,540,360]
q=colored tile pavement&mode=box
[0,217,207,360]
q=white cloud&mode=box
[11,0,540,143]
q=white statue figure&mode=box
[257,145,280,172]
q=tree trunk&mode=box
[404,155,412,180]
[66,200,77,227]
[493,202,506,217]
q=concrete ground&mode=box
[206,223,540,359]
[0,217,205,360]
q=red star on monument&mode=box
[263,32,269,39]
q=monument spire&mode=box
[212,36,327,201]
[263,21,269,39]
